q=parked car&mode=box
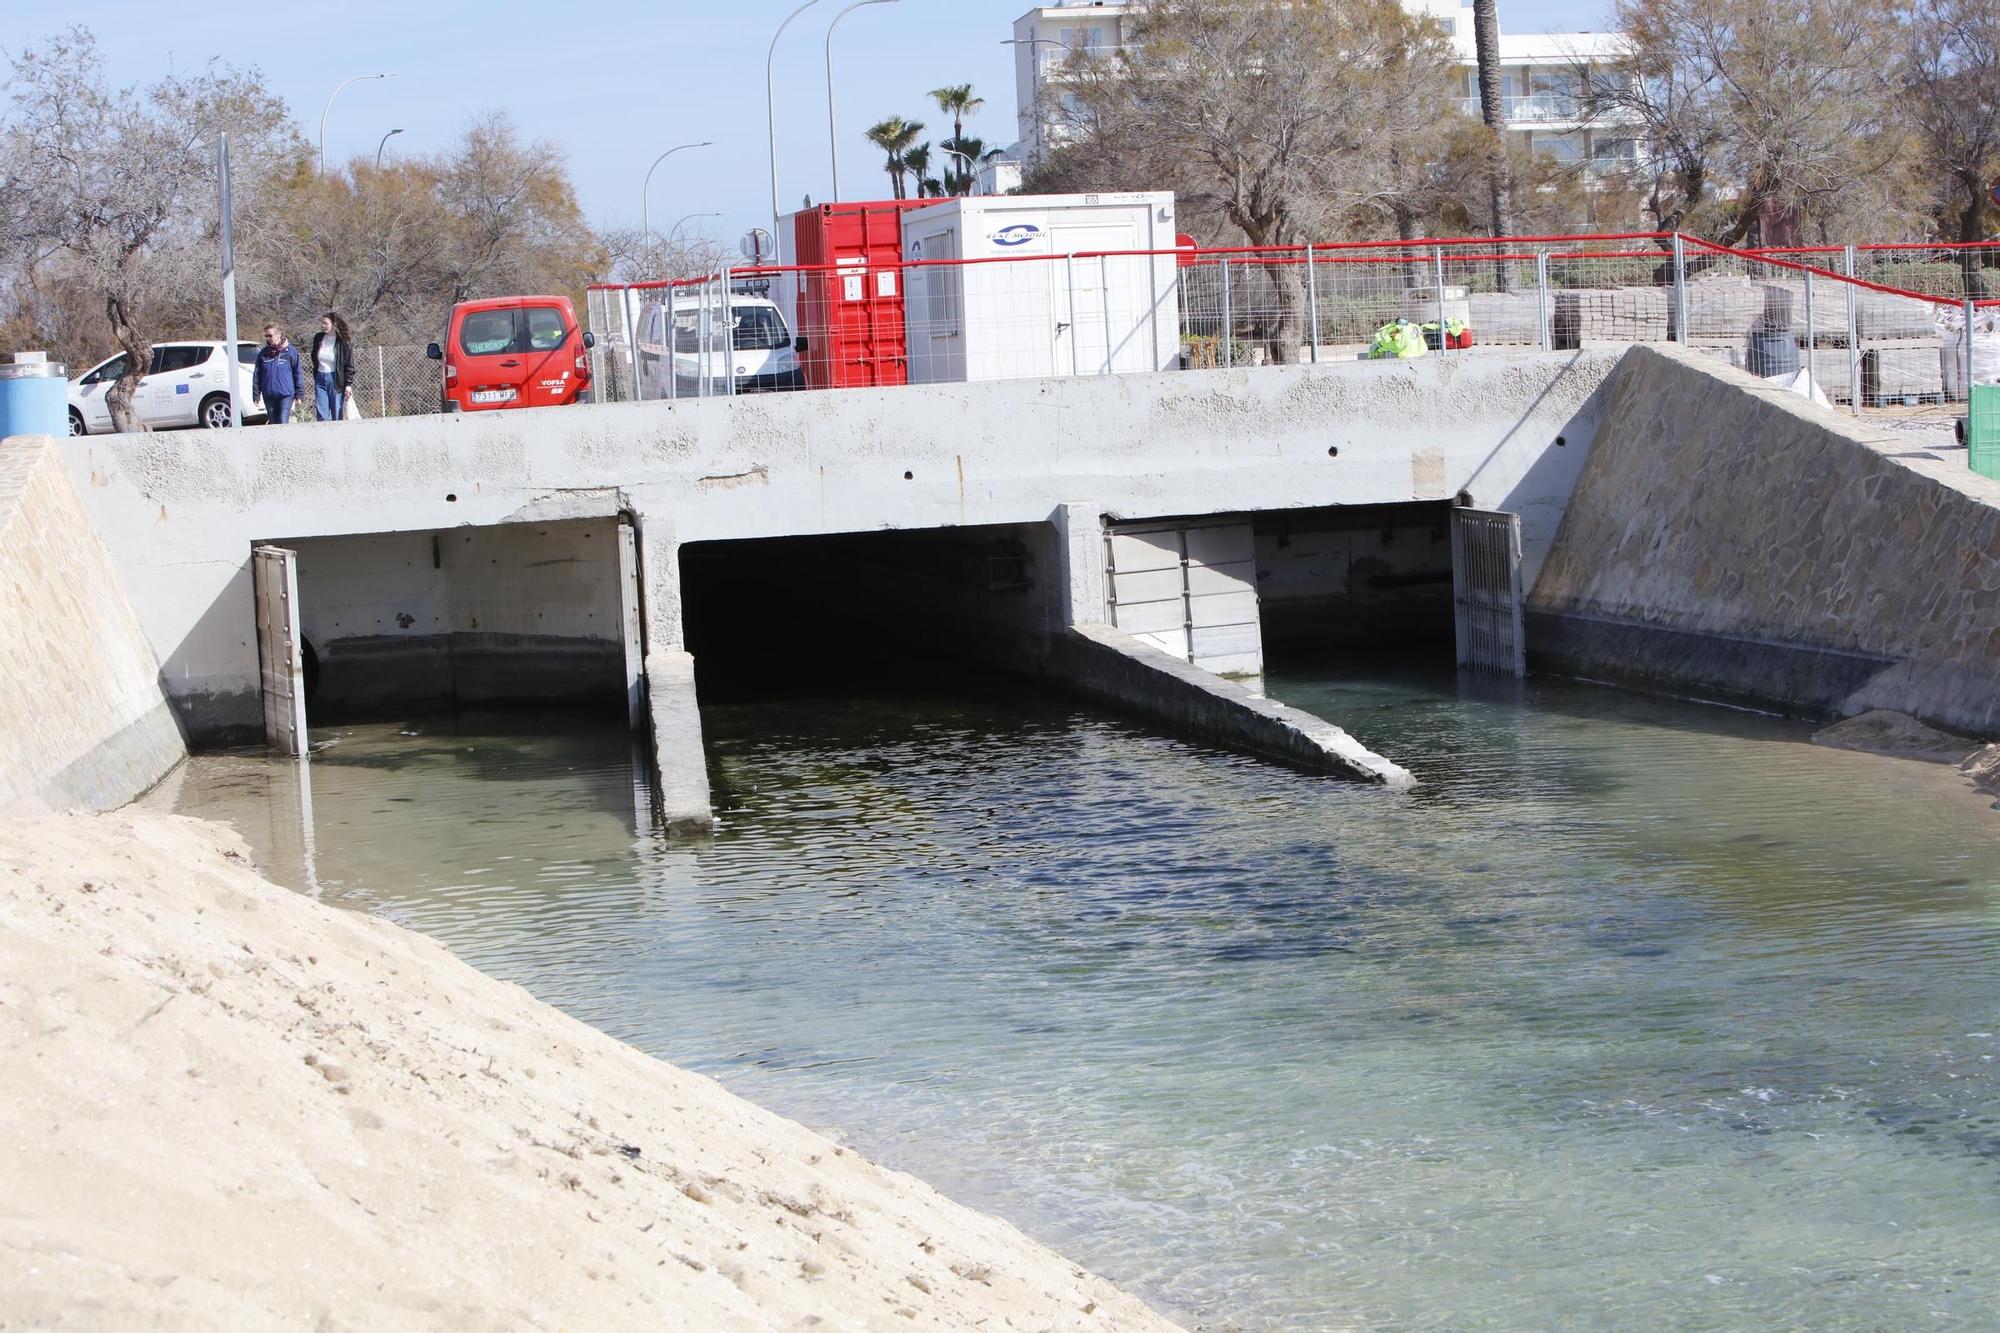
[636,291,805,397]
[68,341,265,435]
[425,296,595,413]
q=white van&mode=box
[635,292,804,397]
[68,341,266,434]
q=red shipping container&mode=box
[789,200,933,390]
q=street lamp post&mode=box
[319,72,396,175]
[375,128,404,170]
[935,144,976,196]
[643,142,714,243]
[668,212,723,243]
[768,0,826,242]
[1001,38,1070,163]
[825,0,898,203]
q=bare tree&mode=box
[1899,0,2000,292]
[0,28,300,430]
[237,114,605,348]
[600,226,734,286]
[1034,0,1460,361]
[1584,0,1901,244]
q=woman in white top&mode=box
[310,312,355,421]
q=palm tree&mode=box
[938,134,1000,196]
[1470,0,1513,247]
[929,84,984,146]
[865,116,924,199]
[903,143,941,199]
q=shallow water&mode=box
[157,666,2000,1330]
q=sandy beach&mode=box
[0,808,1183,1331]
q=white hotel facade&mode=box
[1008,0,1645,174]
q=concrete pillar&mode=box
[627,506,711,834]
[634,510,684,652]
[1050,501,1106,631]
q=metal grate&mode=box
[1104,518,1262,677]
[1451,508,1526,677]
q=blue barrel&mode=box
[0,354,69,439]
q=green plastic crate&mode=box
[1972,383,2000,482]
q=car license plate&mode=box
[471,388,517,404]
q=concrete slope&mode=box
[1529,345,2000,734]
[1052,624,1417,788]
[0,435,185,813]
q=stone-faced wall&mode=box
[0,437,185,812]
[1529,345,2000,735]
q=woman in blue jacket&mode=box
[252,324,303,424]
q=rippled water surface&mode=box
[158,667,2000,1330]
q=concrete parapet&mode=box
[1531,344,2000,734]
[0,436,186,814]
[1049,623,1416,788]
[644,650,714,834]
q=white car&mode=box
[635,293,804,397]
[68,341,266,435]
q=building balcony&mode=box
[1459,93,1584,124]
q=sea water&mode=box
[158,666,2000,1329]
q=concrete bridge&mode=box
[20,342,1999,829]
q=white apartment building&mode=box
[1009,0,1643,173]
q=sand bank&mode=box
[0,809,1182,1331]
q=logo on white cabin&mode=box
[990,223,1042,247]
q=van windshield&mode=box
[670,304,790,353]
[732,306,790,351]
[459,306,568,356]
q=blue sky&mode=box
[22,0,1614,249]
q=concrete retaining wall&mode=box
[0,436,185,813]
[64,353,1619,743]
[1530,344,2000,733]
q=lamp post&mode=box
[668,212,722,243]
[768,0,825,242]
[643,142,714,243]
[319,72,396,175]
[1001,38,1070,162]
[935,144,976,196]
[374,128,404,170]
[825,0,898,203]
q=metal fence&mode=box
[283,344,441,422]
[584,231,2000,443]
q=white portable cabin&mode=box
[899,192,1181,384]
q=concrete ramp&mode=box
[1049,623,1415,788]
[0,436,185,813]
[1531,344,2000,734]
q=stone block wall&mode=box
[1529,345,2000,735]
[0,436,185,813]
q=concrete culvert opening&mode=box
[679,524,1057,703]
[1251,502,1459,668]
[273,517,640,727]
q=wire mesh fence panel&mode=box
[282,345,441,422]
[355,345,442,418]
[579,233,1996,446]
[1682,238,2000,446]
[1753,244,2000,303]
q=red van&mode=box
[425,295,595,412]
